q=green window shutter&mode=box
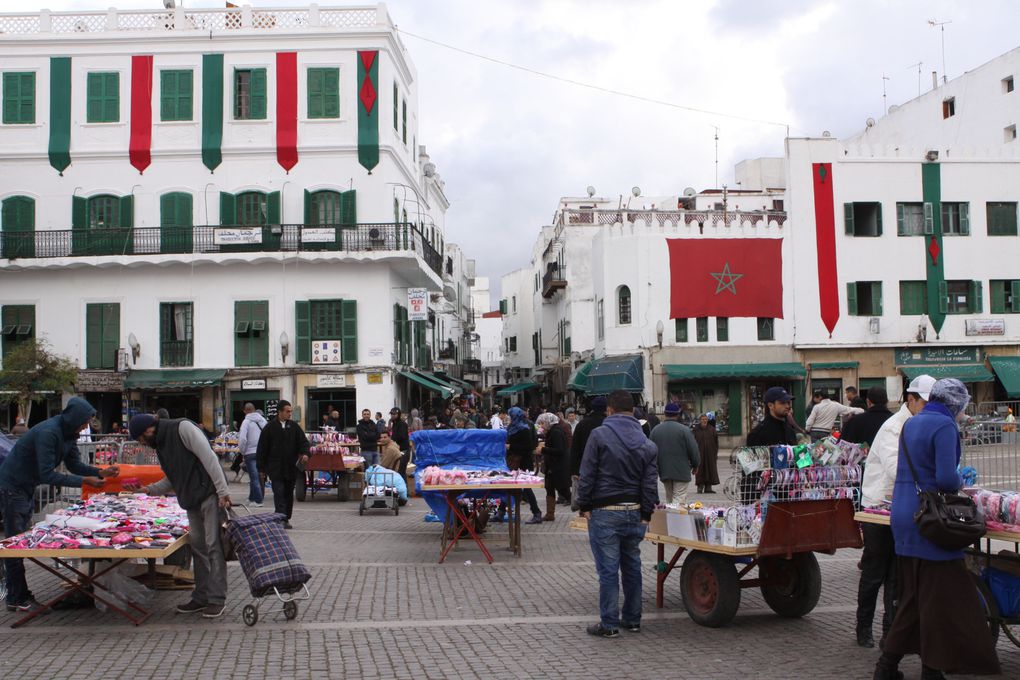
[846,282,858,316]
[393,303,402,361]
[252,300,269,366]
[307,68,323,119]
[896,203,906,236]
[267,190,281,224]
[234,301,251,366]
[2,73,16,124]
[970,280,983,314]
[871,282,883,316]
[499,299,507,315]
[991,281,1006,314]
[341,299,357,364]
[85,304,103,368]
[340,189,357,226]
[250,68,266,120]
[119,195,133,229]
[923,202,934,235]
[72,195,87,254]
[938,281,949,314]
[675,318,688,342]
[160,71,175,120]
[295,300,310,364]
[106,73,119,122]
[100,303,119,369]
[219,192,235,225]
[959,203,970,235]
[303,189,311,225]
[3,72,35,124]
[324,68,339,118]
[393,81,399,131]
[1012,281,1020,313]
[875,204,883,236]
[716,318,728,342]
[727,382,742,436]
[843,203,854,235]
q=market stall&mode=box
[297,430,363,502]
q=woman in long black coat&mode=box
[693,414,720,493]
[536,413,570,521]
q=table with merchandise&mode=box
[299,430,364,502]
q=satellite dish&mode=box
[422,162,436,177]
[888,104,900,113]
[683,187,696,197]
[163,0,176,8]
[821,130,832,138]
[586,185,595,197]
[631,186,641,197]
[866,117,876,128]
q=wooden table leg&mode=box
[656,543,665,609]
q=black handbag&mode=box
[900,433,985,550]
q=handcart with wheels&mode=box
[360,470,400,516]
[295,450,363,502]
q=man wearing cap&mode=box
[806,389,865,441]
[649,403,700,505]
[854,374,934,649]
[747,387,799,448]
[127,412,231,618]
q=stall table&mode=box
[422,483,544,564]
[296,453,363,502]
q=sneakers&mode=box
[202,603,226,619]
[250,502,264,508]
[6,599,48,614]
[621,622,641,633]
[586,623,619,638]
[176,600,206,614]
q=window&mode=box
[159,302,193,367]
[2,72,35,124]
[89,195,120,229]
[811,379,842,402]
[675,318,688,343]
[511,296,517,314]
[532,332,540,365]
[1005,76,1015,94]
[942,97,955,118]
[987,202,1018,236]
[617,285,631,325]
[499,299,507,315]
[85,303,119,369]
[1007,125,1018,143]
[508,336,517,353]
[86,72,119,123]
[844,202,883,236]
[696,317,708,342]
[1,195,35,259]
[72,195,132,256]
[392,81,399,131]
[295,299,357,364]
[308,190,342,224]
[401,99,407,145]
[307,67,339,119]
[393,304,409,364]
[160,70,193,121]
[234,300,269,367]
[233,68,266,120]
[899,281,928,315]
[596,299,604,340]
[940,280,982,315]
[941,202,970,235]
[716,317,729,342]
[237,192,268,226]
[895,202,929,236]
[1,305,34,360]
[990,280,1020,313]
[757,317,774,341]
[847,281,883,316]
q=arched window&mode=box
[617,285,631,325]
[236,191,267,226]
[1,195,35,258]
[89,194,120,229]
[309,190,342,225]
[160,192,193,254]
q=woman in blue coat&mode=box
[874,379,999,679]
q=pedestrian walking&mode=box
[388,408,410,477]
[536,413,570,520]
[840,386,893,447]
[375,412,387,433]
[409,408,424,433]
[504,407,543,525]
[806,390,864,441]
[570,396,607,478]
[577,390,659,637]
[357,408,380,467]
[128,413,231,618]
[255,400,309,530]
[693,413,720,494]
[237,402,267,507]
[649,402,699,505]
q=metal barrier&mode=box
[962,420,1020,492]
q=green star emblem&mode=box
[711,262,744,295]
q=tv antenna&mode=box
[712,125,719,188]
[906,62,922,98]
[882,73,890,114]
[928,19,951,84]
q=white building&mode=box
[0,5,472,431]
[469,276,503,395]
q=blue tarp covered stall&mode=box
[411,429,509,523]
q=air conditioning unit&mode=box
[117,349,130,372]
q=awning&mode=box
[989,357,1020,398]
[419,371,464,395]
[399,370,455,399]
[567,361,593,392]
[809,361,859,370]
[900,364,994,383]
[588,355,643,395]
[496,382,539,397]
[123,369,226,390]
[434,373,474,394]
[665,362,807,381]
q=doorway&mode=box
[229,390,281,431]
[306,388,356,432]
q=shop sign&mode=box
[213,227,262,245]
[301,227,335,243]
[240,379,267,390]
[964,319,1006,336]
[76,371,125,392]
[317,374,347,388]
[265,399,279,419]
[312,340,342,364]
[367,372,383,384]
[408,288,428,321]
[895,346,981,365]
[368,346,385,359]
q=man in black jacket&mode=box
[256,400,309,529]
[356,409,380,467]
[744,387,798,503]
[570,396,607,477]
[839,386,892,446]
[388,408,410,476]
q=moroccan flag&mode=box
[276,52,298,172]
[202,54,224,172]
[129,55,154,174]
[48,57,72,175]
[357,50,379,172]
[667,238,784,318]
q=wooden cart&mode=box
[295,453,363,502]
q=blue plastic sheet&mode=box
[411,429,509,522]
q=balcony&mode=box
[542,264,567,298]
[0,223,443,277]
[160,340,193,368]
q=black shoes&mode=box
[284,522,294,529]
[621,622,640,632]
[586,623,619,638]
[856,625,875,648]
[176,600,206,614]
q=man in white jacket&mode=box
[237,403,267,507]
[855,374,935,649]
[805,390,864,441]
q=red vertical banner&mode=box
[129,55,153,174]
[812,163,839,336]
[276,52,298,172]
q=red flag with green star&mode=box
[667,238,784,318]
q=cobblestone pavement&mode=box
[2,481,1018,680]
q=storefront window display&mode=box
[672,385,730,433]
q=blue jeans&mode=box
[2,488,34,606]
[588,508,647,629]
[363,451,380,467]
[243,455,263,504]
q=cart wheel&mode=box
[680,550,741,627]
[970,572,1002,644]
[283,600,298,620]
[242,604,258,626]
[759,553,822,618]
[295,479,307,502]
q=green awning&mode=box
[123,369,226,389]
[809,361,859,370]
[900,364,994,383]
[567,361,593,392]
[665,362,807,381]
[435,373,474,394]
[496,382,539,397]
[420,371,464,395]
[990,357,1020,398]
[400,370,454,399]
[588,355,643,395]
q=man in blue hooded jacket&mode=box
[0,397,119,612]
[577,390,659,638]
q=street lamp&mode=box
[279,331,290,363]
[655,320,664,348]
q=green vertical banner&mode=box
[357,50,379,172]
[202,54,224,172]
[922,162,946,336]
[48,57,72,175]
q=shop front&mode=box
[122,369,225,430]
[399,369,455,417]
[76,370,125,432]
[989,356,1020,400]
[895,347,995,403]
[227,378,280,432]
[586,355,644,397]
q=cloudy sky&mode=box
[46,0,1020,303]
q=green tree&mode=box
[0,339,79,422]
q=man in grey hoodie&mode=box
[237,403,267,507]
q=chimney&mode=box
[932,71,939,90]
